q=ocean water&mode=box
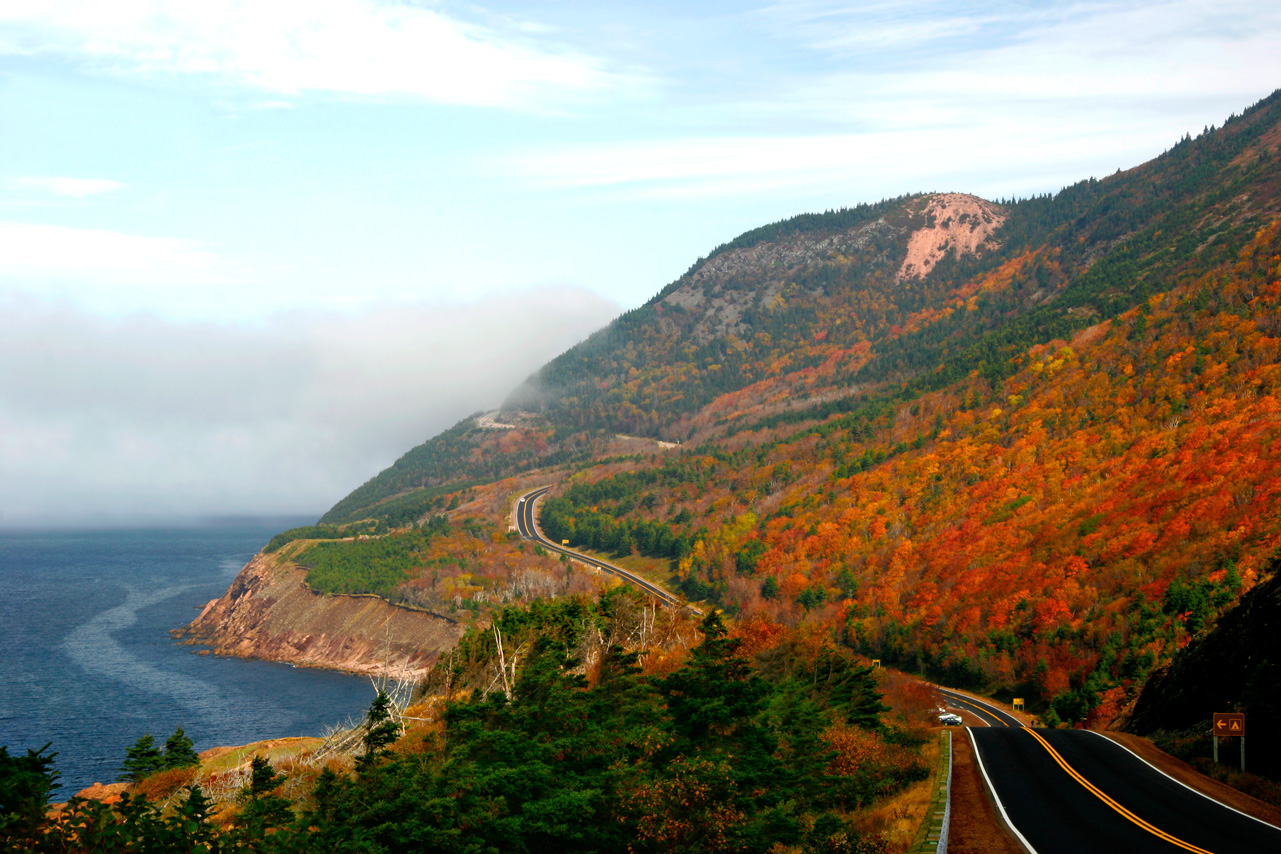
[0,521,377,794]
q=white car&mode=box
[937,712,963,726]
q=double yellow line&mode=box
[1023,728,1214,854]
[949,694,1013,727]
[951,691,1215,852]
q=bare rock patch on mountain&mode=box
[897,193,1005,280]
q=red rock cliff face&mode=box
[179,552,464,679]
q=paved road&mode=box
[515,486,690,610]
[943,690,1281,853]
[940,688,1024,728]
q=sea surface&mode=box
[0,520,376,795]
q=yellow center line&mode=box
[949,695,1009,727]
[1023,728,1215,854]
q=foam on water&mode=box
[62,581,233,719]
[0,522,377,792]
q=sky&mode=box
[1,1,1278,527]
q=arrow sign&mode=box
[1213,712,1245,736]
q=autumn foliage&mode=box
[536,219,1281,724]
[310,95,1281,731]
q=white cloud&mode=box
[502,117,1159,202]
[0,0,633,108]
[0,288,619,527]
[761,0,1281,110]
[12,176,125,197]
[757,0,998,53]
[759,0,1281,59]
[0,221,231,285]
[505,0,1280,200]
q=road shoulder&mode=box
[1100,732,1281,829]
[946,729,1027,854]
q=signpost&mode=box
[1012,698,1025,712]
[871,659,881,668]
[1212,713,1246,771]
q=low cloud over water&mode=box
[0,288,617,527]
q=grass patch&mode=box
[294,517,449,596]
[849,733,941,853]
[561,546,688,602]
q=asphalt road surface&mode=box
[942,689,1281,853]
[515,486,688,609]
[515,490,1281,853]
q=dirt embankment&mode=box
[947,732,1025,854]
[177,552,465,679]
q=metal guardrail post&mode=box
[938,729,952,853]
[909,730,953,853]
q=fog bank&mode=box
[0,288,617,528]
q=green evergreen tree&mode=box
[118,734,163,783]
[0,743,60,842]
[162,727,200,769]
[761,575,780,600]
[358,691,401,770]
[170,785,220,851]
[767,681,837,803]
[656,610,774,753]
[246,755,284,797]
[236,756,292,845]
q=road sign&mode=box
[1214,712,1245,736]
[871,659,881,668]
[1013,698,1025,711]
[1213,713,1246,771]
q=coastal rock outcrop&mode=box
[178,552,464,679]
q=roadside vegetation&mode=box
[3,595,942,853]
[12,94,1281,851]
[298,95,1281,737]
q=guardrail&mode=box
[908,730,953,853]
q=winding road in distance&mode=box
[518,483,1279,852]
[515,486,691,611]
[940,688,1281,853]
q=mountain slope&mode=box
[327,90,1281,527]
[508,93,1281,440]
[1128,555,1281,777]
[292,90,1281,727]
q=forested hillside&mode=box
[302,90,1281,729]
[543,218,1281,726]
[1129,555,1281,780]
[8,598,940,853]
[328,91,1281,528]
[18,86,1281,854]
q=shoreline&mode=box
[178,551,465,680]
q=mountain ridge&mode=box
[324,86,1281,525]
[231,89,1281,736]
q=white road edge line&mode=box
[518,487,694,612]
[1085,731,1281,833]
[961,692,1016,725]
[968,727,1040,854]
[944,689,1018,728]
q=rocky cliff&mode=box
[178,551,464,679]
